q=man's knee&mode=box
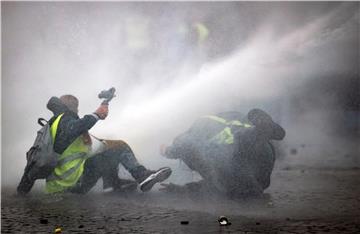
[97,140,134,161]
[95,139,141,172]
[103,139,131,151]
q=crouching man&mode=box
[160,109,285,198]
[17,94,171,195]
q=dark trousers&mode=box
[70,140,145,194]
[225,128,275,197]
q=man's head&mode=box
[60,95,79,113]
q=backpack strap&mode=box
[51,114,64,141]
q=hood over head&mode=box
[46,96,69,116]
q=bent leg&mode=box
[102,140,144,173]
[228,127,276,198]
[104,140,172,192]
[168,140,227,193]
[226,157,264,198]
[71,140,143,194]
[71,139,171,194]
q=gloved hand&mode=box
[94,104,109,120]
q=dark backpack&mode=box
[24,118,59,179]
[17,118,60,195]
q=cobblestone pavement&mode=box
[2,169,360,233]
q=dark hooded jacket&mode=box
[165,111,275,196]
[47,97,98,154]
[165,111,249,159]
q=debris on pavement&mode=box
[218,216,231,226]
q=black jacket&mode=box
[165,111,249,158]
[165,111,275,195]
[47,97,98,154]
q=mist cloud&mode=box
[2,2,359,187]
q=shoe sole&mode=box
[139,167,172,192]
[248,109,285,140]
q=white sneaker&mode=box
[139,167,172,192]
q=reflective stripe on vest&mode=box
[45,114,90,194]
[203,115,252,144]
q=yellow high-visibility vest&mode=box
[203,115,252,145]
[45,114,90,193]
[193,22,209,44]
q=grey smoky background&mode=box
[2,2,359,189]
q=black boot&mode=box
[247,109,285,140]
[130,166,172,192]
